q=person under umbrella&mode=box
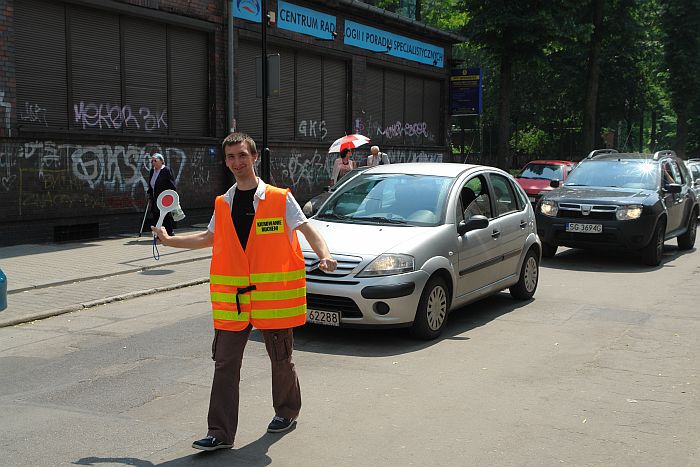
[330,148,356,186]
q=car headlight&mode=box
[616,204,643,220]
[357,254,415,277]
[540,200,558,217]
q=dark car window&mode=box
[690,165,700,181]
[490,174,519,216]
[459,175,492,220]
[519,163,564,180]
[564,160,659,190]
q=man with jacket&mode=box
[152,132,337,451]
[367,145,390,167]
[147,153,177,235]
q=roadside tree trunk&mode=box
[582,0,604,154]
[496,52,512,170]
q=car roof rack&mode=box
[652,150,676,160]
[585,148,618,159]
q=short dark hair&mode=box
[222,132,257,155]
[340,148,351,157]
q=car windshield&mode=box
[316,173,453,226]
[563,160,659,189]
[331,167,365,191]
[518,163,564,180]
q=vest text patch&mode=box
[255,217,284,235]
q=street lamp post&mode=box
[261,0,270,182]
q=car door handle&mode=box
[491,229,501,239]
[519,220,527,229]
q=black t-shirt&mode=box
[231,187,256,250]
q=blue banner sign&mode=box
[278,1,336,40]
[344,20,444,68]
[450,68,482,115]
[233,0,262,23]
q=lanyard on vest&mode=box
[236,285,256,314]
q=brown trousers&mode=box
[206,325,301,445]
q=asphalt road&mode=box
[1,245,698,466]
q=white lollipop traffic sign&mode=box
[155,189,180,229]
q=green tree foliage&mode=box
[363,0,700,162]
[660,0,700,157]
[458,0,584,168]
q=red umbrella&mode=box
[328,134,371,153]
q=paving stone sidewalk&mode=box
[0,228,212,327]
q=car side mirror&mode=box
[550,179,561,188]
[458,215,489,235]
[663,183,682,194]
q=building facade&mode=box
[0,0,462,245]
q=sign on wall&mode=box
[343,20,444,68]
[277,1,336,40]
[450,68,482,115]
[233,0,262,23]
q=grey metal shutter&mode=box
[322,58,347,144]
[267,45,295,140]
[295,53,322,142]
[15,0,68,130]
[68,5,122,132]
[168,26,209,136]
[404,76,423,146]
[384,70,404,145]
[423,79,441,145]
[122,18,168,134]
[365,66,383,144]
[237,41,262,139]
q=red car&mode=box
[515,160,576,204]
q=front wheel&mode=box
[410,276,449,340]
[509,249,540,300]
[640,220,666,266]
[677,212,697,250]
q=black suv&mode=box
[536,149,698,266]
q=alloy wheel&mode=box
[426,285,447,331]
[524,256,538,293]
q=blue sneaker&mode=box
[192,435,232,451]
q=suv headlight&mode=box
[540,200,558,217]
[616,204,643,220]
[357,254,415,277]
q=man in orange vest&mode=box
[152,132,337,451]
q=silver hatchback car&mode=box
[299,163,541,339]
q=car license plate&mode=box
[528,196,537,203]
[566,223,603,234]
[307,309,341,326]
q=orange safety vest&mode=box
[209,185,307,331]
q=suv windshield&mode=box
[564,160,659,190]
[519,163,564,180]
[316,173,453,226]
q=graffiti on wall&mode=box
[354,115,435,143]
[73,102,168,132]
[298,119,328,140]
[0,141,214,219]
[18,101,48,127]
[267,146,444,204]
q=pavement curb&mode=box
[8,255,211,295]
[0,277,210,328]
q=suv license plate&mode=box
[307,309,341,326]
[566,223,603,234]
